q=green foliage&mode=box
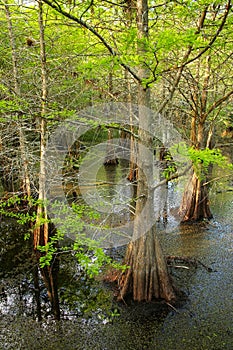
[173,143,233,179]
[0,195,37,226]
[121,28,137,53]
[74,244,110,278]
[0,100,22,115]
[0,196,125,278]
[162,163,178,180]
[38,242,57,267]
[188,147,233,177]
[73,237,126,278]
[50,201,126,277]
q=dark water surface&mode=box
[0,188,233,349]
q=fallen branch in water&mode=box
[172,265,190,270]
[166,255,216,272]
[165,301,179,313]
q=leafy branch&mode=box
[42,0,141,83]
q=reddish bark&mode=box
[179,171,212,222]
[118,229,176,303]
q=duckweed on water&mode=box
[0,192,233,350]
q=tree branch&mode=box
[80,0,94,20]
[184,0,231,66]
[157,47,193,114]
[153,164,192,191]
[42,0,141,83]
[157,2,231,112]
[205,89,233,117]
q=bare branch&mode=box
[205,89,233,117]
[80,0,94,20]
[153,164,192,191]
[184,0,231,66]
[157,47,193,114]
[157,2,231,112]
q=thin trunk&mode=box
[190,116,197,146]
[33,0,60,320]
[206,122,214,149]
[200,55,211,116]
[4,2,19,95]
[126,71,137,182]
[19,129,31,197]
[33,264,42,322]
[5,1,31,197]
[34,0,48,248]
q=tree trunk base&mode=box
[117,230,176,303]
[179,172,212,222]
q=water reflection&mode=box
[1,162,233,349]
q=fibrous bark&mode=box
[179,170,212,222]
[118,0,176,303]
[33,0,60,320]
[118,230,175,302]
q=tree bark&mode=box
[179,55,213,222]
[126,71,138,182]
[5,1,31,197]
[118,0,175,303]
[33,0,49,249]
[179,170,212,222]
[33,0,60,320]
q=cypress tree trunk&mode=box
[179,60,213,223]
[119,231,175,302]
[118,0,175,303]
[126,71,137,183]
[179,170,212,222]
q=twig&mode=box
[173,265,190,270]
[165,302,179,313]
[153,164,192,190]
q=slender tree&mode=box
[4,0,31,197]
[33,0,60,320]
[171,5,233,221]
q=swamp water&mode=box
[0,164,233,350]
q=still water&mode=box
[0,164,233,349]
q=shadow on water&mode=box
[0,170,233,349]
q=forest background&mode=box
[0,0,233,321]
